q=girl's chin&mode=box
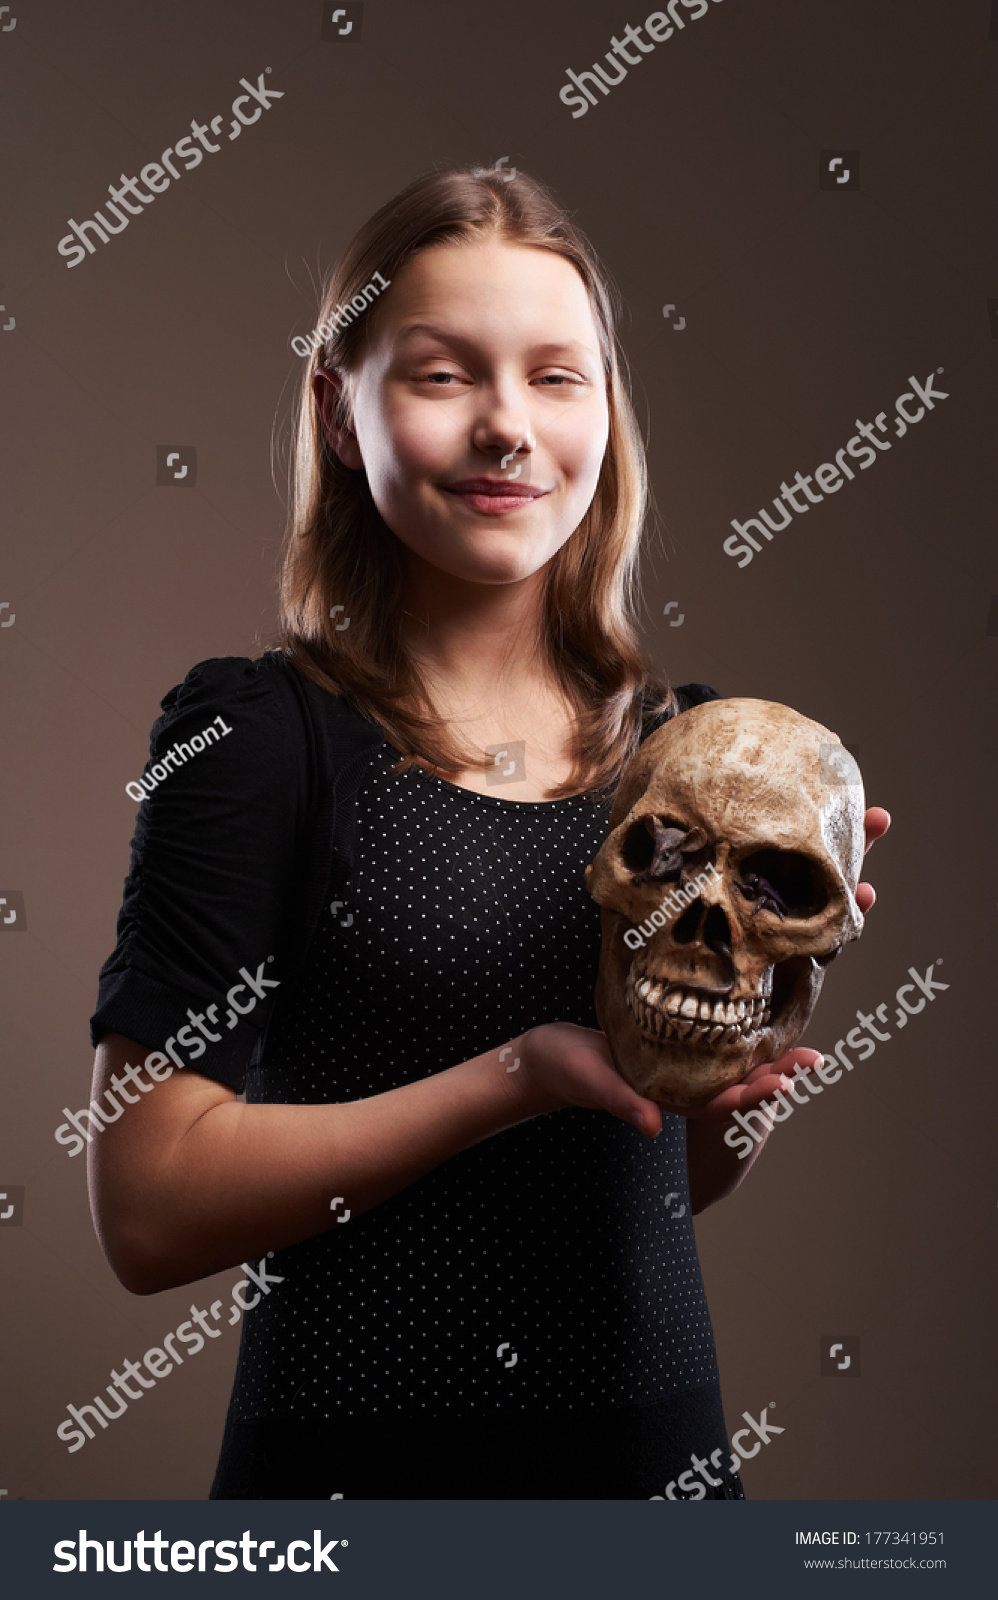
[401,534,563,586]
[441,558,548,587]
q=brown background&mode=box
[1,0,995,1500]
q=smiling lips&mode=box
[443,476,548,514]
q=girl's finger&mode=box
[863,806,891,853]
[656,1048,824,1121]
[856,882,876,914]
[626,1097,663,1139]
[771,1047,824,1074]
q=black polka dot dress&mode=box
[212,743,743,1499]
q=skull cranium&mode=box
[585,699,865,1108]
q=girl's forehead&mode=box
[374,240,600,340]
[400,237,573,280]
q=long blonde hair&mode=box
[276,164,675,799]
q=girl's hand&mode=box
[516,1022,664,1138]
[659,1047,824,1123]
[856,805,891,914]
[670,804,892,1122]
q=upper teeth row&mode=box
[630,975,766,1027]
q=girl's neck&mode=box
[400,561,552,706]
[398,561,577,797]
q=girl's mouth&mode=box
[442,477,548,515]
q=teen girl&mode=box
[89,166,888,1498]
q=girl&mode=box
[89,166,888,1499]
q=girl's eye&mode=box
[416,369,585,388]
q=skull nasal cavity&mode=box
[673,900,732,957]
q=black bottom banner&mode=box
[0,1499,992,1595]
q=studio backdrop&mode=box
[0,0,995,1504]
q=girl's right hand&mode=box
[513,1022,663,1139]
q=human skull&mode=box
[585,699,865,1108]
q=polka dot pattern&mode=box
[235,745,720,1423]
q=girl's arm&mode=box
[89,1021,658,1296]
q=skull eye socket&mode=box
[620,816,687,877]
[738,850,829,919]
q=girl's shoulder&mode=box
[154,651,286,729]
[154,649,316,722]
[151,650,381,760]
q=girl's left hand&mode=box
[676,805,891,1123]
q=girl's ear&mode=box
[312,367,364,471]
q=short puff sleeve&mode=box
[89,655,308,1090]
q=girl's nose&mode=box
[471,387,535,463]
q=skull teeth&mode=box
[625,972,772,1047]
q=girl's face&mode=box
[325,239,610,589]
